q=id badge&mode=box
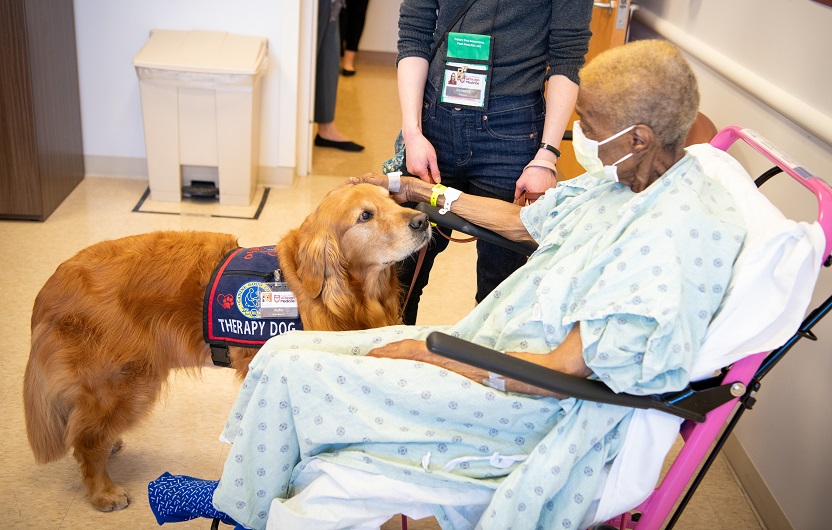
[440,32,492,111]
[258,282,299,319]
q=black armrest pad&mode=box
[415,203,538,256]
[426,332,707,422]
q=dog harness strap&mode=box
[210,344,232,367]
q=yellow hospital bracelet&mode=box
[430,183,448,207]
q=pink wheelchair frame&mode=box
[595,127,832,528]
[422,126,832,530]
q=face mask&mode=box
[572,121,636,183]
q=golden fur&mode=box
[23,183,429,512]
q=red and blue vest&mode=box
[203,246,303,366]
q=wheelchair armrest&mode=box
[415,203,538,256]
[426,332,716,422]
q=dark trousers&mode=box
[398,86,546,324]
[340,0,371,52]
[315,0,341,123]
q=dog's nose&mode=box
[409,212,429,231]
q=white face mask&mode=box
[572,121,636,183]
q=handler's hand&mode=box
[514,166,557,201]
[367,339,487,382]
[403,132,441,184]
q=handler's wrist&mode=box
[538,142,561,159]
[535,148,559,164]
[524,159,558,176]
[402,124,422,141]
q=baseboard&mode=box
[356,50,397,67]
[84,155,148,179]
[83,155,294,187]
[258,165,295,187]
[723,433,793,530]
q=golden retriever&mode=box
[23,183,430,512]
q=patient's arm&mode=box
[349,173,535,245]
[367,326,591,398]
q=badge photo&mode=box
[440,32,493,111]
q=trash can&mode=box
[133,30,268,206]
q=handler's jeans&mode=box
[398,85,546,324]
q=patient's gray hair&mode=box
[579,40,700,151]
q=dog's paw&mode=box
[110,438,124,456]
[91,487,130,512]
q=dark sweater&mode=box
[398,0,593,98]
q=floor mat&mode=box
[132,187,270,219]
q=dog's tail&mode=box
[23,323,71,464]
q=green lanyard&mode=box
[439,0,499,111]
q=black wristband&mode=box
[538,142,561,159]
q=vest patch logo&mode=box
[217,293,234,309]
[236,281,271,319]
[205,246,303,347]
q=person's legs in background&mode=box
[340,0,370,75]
[315,0,364,151]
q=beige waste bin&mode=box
[133,30,267,206]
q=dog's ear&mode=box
[319,234,354,321]
[293,229,328,298]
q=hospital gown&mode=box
[213,153,746,529]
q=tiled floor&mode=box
[0,60,762,529]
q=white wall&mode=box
[358,0,402,53]
[631,2,832,529]
[73,0,300,178]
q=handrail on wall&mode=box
[633,8,832,148]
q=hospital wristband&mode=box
[438,187,462,214]
[523,159,558,176]
[430,183,448,207]
[386,171,402,192]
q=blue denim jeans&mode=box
[399,85,546,324]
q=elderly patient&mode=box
[212,40,746,529]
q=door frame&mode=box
[296,0,318,177]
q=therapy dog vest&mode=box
[203,246,303,366]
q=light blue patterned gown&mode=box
[212,153,746,530]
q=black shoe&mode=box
[341,68,356,77]
[315,134,365,152]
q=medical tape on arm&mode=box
[481,371,506,392]
[386,171,402,192]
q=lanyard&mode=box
[438,0,500,111]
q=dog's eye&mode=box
[358,211,374,223]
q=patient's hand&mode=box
[367,329,591,399]
[348,172,387,189]
[367,339,487,382]
[347,173,427,205]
